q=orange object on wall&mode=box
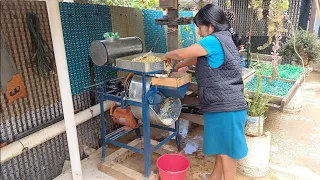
[5,74,26,104]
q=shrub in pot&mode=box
[279,29,320,66]
[238,70,273,178]
[244,70,273,137]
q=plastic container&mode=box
[240,55,246,67]
[156,154,190,180]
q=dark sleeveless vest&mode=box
[195,30,247,113]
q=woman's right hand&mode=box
[173,63,181,72]
[173,63,188,72]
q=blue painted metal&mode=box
[134,127,142,139]
[107,127,134,141]
[101,93,142,107]
[148,93,164,105]
[152,131,177,153]
[150,124,176,132]
[175,120,181,152]
[100,96,107,161]
[141,73,152,177]
[106,126,128,139]
[145,85,158,99]
[105,140,144,154]
[120,91,126,109]
[157,83,190,99]
[97,69,181,178]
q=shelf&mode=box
[155,20,192,26]
[155,17,193,26]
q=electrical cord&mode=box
[26,12,54,79]
[149,25,164,52]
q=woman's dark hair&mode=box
[194,4,242,48]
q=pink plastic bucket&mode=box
[156,154,190,180]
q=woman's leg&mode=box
[205,155,223,180]
[221,155,237,180]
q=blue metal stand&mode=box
[97,67,181,178]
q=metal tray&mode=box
[115,53,165,73]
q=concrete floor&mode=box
[55,72,320,180]
[54,148,116,180]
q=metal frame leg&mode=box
[100,96,107,161]
[142,74,152,178]
[175,120,181,152]
[134,127,141,139]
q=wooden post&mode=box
[167,8,179,51]
[46,1,83,179]
[308,0,317,33]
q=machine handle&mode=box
[123,73,134,85]
[110,73,134,116]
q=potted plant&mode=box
[244,69,273,137]
[238,70,273,178]
[103,32,119,41]
[279,29,320,66]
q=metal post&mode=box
[142,74,152,177]
[246,42,251,68]
[45,1,83,179]
[175,120,181,152]
[100,95,107,161]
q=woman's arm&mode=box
[163,44,208,61]
[174,57,197,71]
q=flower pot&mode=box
[245,115,264,137]
[283,86,303,113]
[237,132,271,178]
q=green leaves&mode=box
[225,0,232,9]
[103,32,119,38]
[249,0,263,9]
[257,0,289,51]
[281,0,289,10]
[279,29,320,65]
[245,70,273,117]
[92,0,158,9]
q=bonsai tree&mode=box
[257,0,289,83]
[279,29,320,66]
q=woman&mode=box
[162,4,248,180]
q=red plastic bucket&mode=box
[156,154,190,180]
